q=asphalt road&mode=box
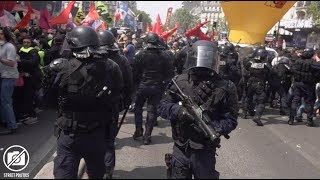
[108,108,320,179]
[30,107,320,179]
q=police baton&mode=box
[116,105,130,136]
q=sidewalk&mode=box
[0,109,57,179]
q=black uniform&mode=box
[132,32,175,145]
[288,49,320,126]
[242,48,272,126]
[218,44,241,84]
[158,40,238,179]
[271,57,292,115]
[96,29,133,179]
[47,27,123,179]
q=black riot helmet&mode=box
[300,48,314,59]
[254,48,268,60]
[97,30,119,51]
[218,44,229,57]
[185,40,218,74]
[178,39,186,48]
[225,42,235,52]
[145,32,160,45]
[65,26,99,58]
[66,26,99,50]
[109,27,118,38]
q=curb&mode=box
[27,135,57,179]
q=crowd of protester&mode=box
[0,24,319,135]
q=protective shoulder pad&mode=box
[49,58,70,72]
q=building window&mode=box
[304,1,311,6]
[297,1,303,7]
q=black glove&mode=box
[177,107,194,123]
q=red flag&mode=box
[96,21,107,31]
[152,14,163,36]
[13,1,33,30]
[160,23,179,41]
[0,1,16,13]
[114,13,121,22]
[50,1,75,26]
[198,31,211,41]
[81,3,100,25]
[185,20,210,38]
[39,9,52,30]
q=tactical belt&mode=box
[57,115,101,136]
[174,138,221,152]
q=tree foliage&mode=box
[171,8,199,33]
[307,1,320,28]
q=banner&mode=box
[221,1,296,44]
[13,1,33,30]
[124,8,136,30]
[39,9,52,30]
[115,1,128,20]
[73,8,85,25]
[0,10,17,27]
[164,7,173,30]
[96,1,113,26]
[0,1,16,12]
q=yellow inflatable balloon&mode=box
[221,1,296,45]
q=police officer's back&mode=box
[45,27,123,179]
[132,32,175,145]
[96,30,133,178]
[158,40,238,178]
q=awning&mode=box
[267,27,293,36]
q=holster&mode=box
[165,153,173,179]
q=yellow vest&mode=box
[38,50,45,67]
[19,47,34,53]
[48,39,53,47]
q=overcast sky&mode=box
[136,1,183,24]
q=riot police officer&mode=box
[271,57,292,115]
[45,27,123,179]
[289,48,320,126]
[174,37,197,74]
[132,32,175,145]
[242,48,272,126]
[96,30,133,178]
[218,44,241,84]
[158,40,238,179]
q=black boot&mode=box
[295,116,302,122]
[132,126,144,140]
[252,116,263,126]
[242,111,248,119]
[143,125,153,145]
[288,117,294,125]
[143,135,151,145]
[306,118,315,127]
